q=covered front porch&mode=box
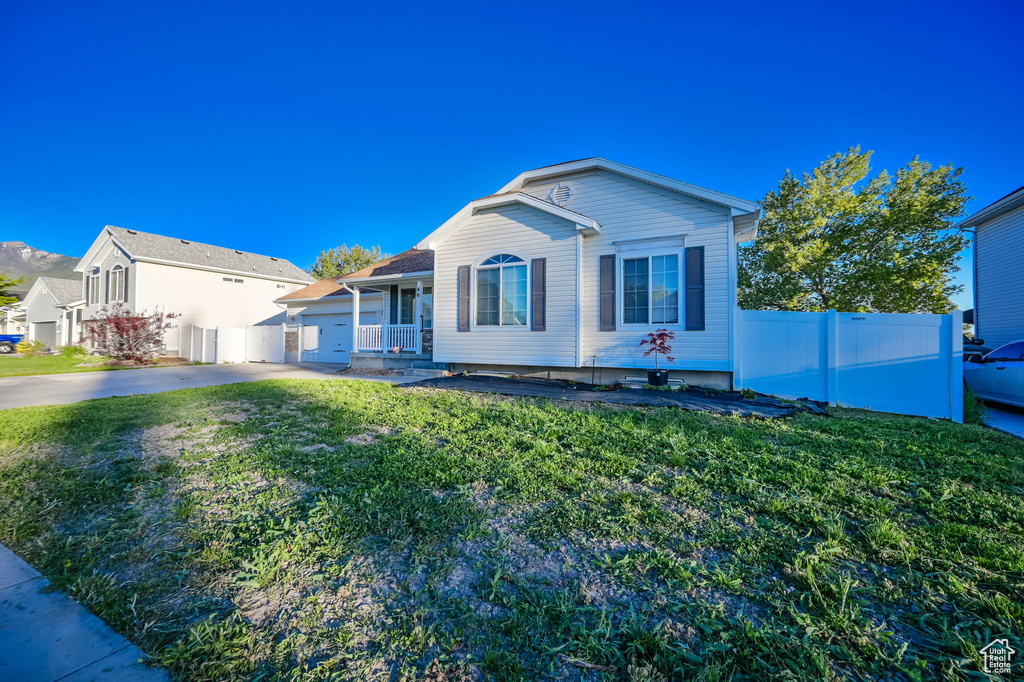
[343,273,434,356]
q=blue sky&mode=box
[2,1,1022,309]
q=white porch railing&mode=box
[356,324,419,352]
[356,324,382,351]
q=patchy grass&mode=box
[0,379,1020,680]
[0,354,126,377]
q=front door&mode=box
[398,287,417,325]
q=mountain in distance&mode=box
[0,241,81,298]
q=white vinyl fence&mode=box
[735,309,963,422]
[183,324,287,364]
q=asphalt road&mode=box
[0,363,415,410]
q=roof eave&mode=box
[134,256,314,284]
[498,158,759,213]
[953,187,1024,229]
[416,192,601,250]
[337,270,435,284]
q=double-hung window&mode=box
[110,266,125,302]
[476,254,528,326]
[622,254,679,325]
[87,271,100,306]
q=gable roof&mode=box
[498,158,760,213]
[338,248,434,281]
[75,225,313,284]
[954,185,1024,229]
[39,277,84,306]
[23,276,84,309]
[415,193,602,251]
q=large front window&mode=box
[622,254,679,325]
[476,254,527,326]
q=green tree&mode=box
[0,272,23,306]
[308,244,389,280]
[739,147,971,313]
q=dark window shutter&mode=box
[685,246,705,331]
[389,285,398,325]
[599,255,616,331]
[104,270,110,304]
[531,258,546,331]
[123,267,129,304]
[457,265,470,332]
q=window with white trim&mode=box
[622,254,679,325]
[87,270,100,306]
[110,265,125,302]
[476,254,527,326]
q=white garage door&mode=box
[300,312,379,363]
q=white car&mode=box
[964,339,1024,407]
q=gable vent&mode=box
[548,182,574,207]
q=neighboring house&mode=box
[1,307,26,335]
[278,158,760,388]
[21,276,85,347]
[75,226,313,355]
[956,185,1024,349]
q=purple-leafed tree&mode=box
[640,329,676,371]
[83,303,178,362]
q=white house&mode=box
[75,226,313,355]
[21,277,84,347]
[1,307,27,336]
[956,184,1024,348]
[278,159,760,388]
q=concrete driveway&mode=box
[986,403,1024,439]
[0,363,416,410]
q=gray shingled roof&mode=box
[39,276,83,305]
[106,225,311,282]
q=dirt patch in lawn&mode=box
[405,375,826,418]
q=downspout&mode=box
[576,233,584,368]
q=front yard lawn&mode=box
[0,354,123,377]
[0,379,1020,680]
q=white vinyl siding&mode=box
[433,205,579,366]
[519,171,733,371]
[133,262,308,352]
[975,203,1024,348]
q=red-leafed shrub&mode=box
[83,304,178,362]
[640,328,676,370]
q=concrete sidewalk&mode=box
[0,544,168,681]
[0,362,418,410]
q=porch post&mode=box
[350,285,360,355]
[415,280,422,353]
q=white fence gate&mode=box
[735,309,963,422]
[183,324,287,364]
